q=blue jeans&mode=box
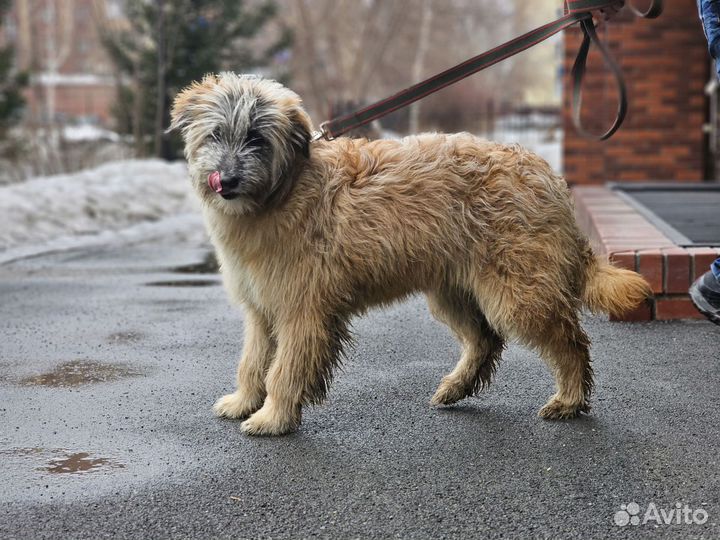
[699,0,720,69]
[698,1,720,278]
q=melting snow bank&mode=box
[0,159,204,264]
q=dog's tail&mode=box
[582,258,651,317]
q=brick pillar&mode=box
[563,0,709,184]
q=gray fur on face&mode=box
[170,73,312,216]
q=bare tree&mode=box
[281,0,540,133]
[408,0,433,133]
[154,0,166,156]
[286,0,417,119]
[43,0,75,124]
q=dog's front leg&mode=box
[213,306,275,419]
[241,311,344,436]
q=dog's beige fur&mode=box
[170,73,651,436]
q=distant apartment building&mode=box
[2,0,124,128]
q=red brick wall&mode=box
[48,85,117,125]
[563,0,709,184]
[6,0,119,128]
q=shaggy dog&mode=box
[170,72,650,436]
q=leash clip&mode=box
[311,121,334,142]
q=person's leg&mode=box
[691,3,720,324]
[689,259,720,325]
[699,0,720,64]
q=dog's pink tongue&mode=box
[208,171,223,193]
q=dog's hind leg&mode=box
[427,288,505,406]
[533,317,594,419]
[241,311,348,436]
[510,306,593,419]
[213,306,275,419]
[472,271,594,419]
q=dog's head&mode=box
[169,73,313,215]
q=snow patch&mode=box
[63,124,121,142]
[0,160,199,262]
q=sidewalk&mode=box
[1,237,718,538]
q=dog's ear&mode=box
[288,109,312,159]
[167,74,219,135]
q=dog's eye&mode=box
[210,127,222,141]
[244,128,264,150]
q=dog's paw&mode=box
[213,392,262,419]
[240,403,299,436]
[430,376,469,406]
[538,396,590,420]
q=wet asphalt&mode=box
[1,233,719,539]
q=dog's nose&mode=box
[221,175,240,191]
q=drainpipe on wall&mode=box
[704,61,718,181]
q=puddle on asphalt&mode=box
[145,279,220,287]
[20,360,142,388]
[106,330,144,344]
[42,452,125,475]
[171,252,219,274]
[0,448,124,475]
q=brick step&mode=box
[573,186,719,321]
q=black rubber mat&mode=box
[612,184,720,246]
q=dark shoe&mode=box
[689,270,720,326]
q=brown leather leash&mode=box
[311,0,663,143]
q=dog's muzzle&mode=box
[208,171,240,200]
